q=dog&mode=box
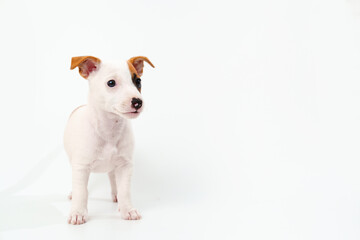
[64,55,154,224]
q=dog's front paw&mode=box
[68,210,88,225]
[120,208,141,220]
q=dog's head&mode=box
[70,56,154,119]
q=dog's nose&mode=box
[131,98,142,110]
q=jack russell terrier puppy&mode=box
[64,55,154,225]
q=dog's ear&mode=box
[127,56,155,77]
[70,56,101,79]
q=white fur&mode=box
[64,59,143,224]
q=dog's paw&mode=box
[68,210,88,225]
[111,192,118,202]
[120,208,141,220]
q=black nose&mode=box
[131,98,142,110]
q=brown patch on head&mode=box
[127,62,142,91]
[127,56,155,92]
[130,73,141,92]
[70,56,101,79]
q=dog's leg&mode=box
[115,163,141,220]
[108,170,118,202]
[68,166,90,225]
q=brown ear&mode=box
[70,56,101,79]
[127,56,155,77]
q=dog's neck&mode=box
[87,103,127,139]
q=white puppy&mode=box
[64,56,154,225]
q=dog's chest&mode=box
[90,141,121,172]
[86,118,133,173]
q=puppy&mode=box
[64,56,154,225]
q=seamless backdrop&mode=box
[1,0,360,239]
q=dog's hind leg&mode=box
[108,170,118,202]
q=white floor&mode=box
[0,146,214,239]
[1,0,360,239]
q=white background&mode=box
[1,0,360,239]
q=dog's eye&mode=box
[107,80,116,87]
[135,78,141,88]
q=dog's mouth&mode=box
[124,111,139,115]
[112,107,141,119]
[122,111,140,119]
